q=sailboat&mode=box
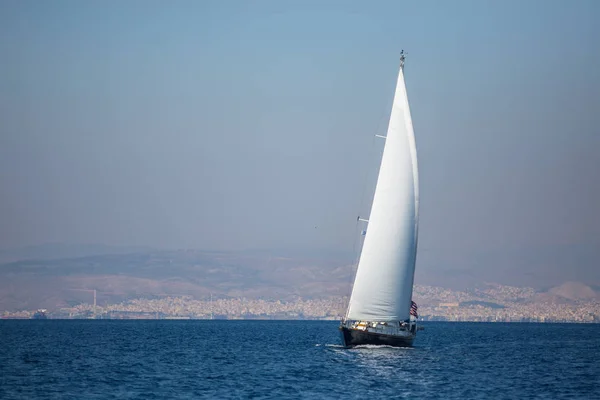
[340,51,420,348]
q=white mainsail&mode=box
[346,58,419,322]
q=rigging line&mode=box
[356,68,396,226]
[350,131,377,261]
[346,78,396,308]
[346,135,378,315]
[346,135,379,310]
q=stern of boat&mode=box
[339,319,416,348]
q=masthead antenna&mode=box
[400,49,407,71]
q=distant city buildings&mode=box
[2,284,599,322]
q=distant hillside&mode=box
[414,242,600,290]
[548,281,599,301]
[1,246,598,313]
[0,249,356,311]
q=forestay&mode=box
[346,62,419,322]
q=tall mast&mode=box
[346,51,419,322]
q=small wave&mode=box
[352,344,415,350]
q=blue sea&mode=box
[0,321,598,399]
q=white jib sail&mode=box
[346,62,419,322]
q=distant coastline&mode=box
[2,286,598,323]
[1,245,599,323]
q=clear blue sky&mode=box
[1,1,599,285]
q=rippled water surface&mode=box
[1,321,598,399]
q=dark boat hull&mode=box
[339,326,414,348]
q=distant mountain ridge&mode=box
[415,242,600,290]
[0,243,155,263]
[0,248,355,311]
[549,281,599,301]
[0,246,598,312]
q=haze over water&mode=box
[1,1,599,287]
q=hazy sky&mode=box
[1,1,599,282]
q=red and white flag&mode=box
[410,301,418,318]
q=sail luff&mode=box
[346,61,419,322]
